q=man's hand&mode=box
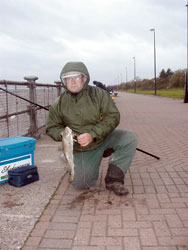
[77,133,93,147]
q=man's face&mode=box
[65,75,86,93]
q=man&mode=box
[93,80,109,92]
[46,62,138,196]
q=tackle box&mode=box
[0,136,36,184]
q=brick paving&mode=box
[22,92,188,250]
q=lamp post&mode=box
[125,67,128,83]
[150,28,157,95]
[132,57,136,93]
[184,1,188,103]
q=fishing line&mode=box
[73,136,91,188]
[80,147,91,189]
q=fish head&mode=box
[63,127,73,140]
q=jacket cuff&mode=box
[90,131,97,141]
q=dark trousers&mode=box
[72,129,138,189]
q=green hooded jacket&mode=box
[46,62,120,152]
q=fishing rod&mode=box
[0,87,49,111]
[136,148,159,160]
[0,86,160,160]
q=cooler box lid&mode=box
[0,137,36,158]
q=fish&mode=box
[61,127,75,182]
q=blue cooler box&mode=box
[0,136,36,184]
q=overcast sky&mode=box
[0,0,187,85]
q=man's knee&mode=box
[126,130,138,147]
[116,130,138,148]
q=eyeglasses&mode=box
[65,75,83,82]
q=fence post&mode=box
[54,81,62,97]
[24,76,39,138]
[5,81,10,137]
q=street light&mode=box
[132,57,136,93]
[120,73,122,83]
[125,67,128,83]
[150,28,157,95]
[184,1,188,103]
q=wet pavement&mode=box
[0,92,188,250]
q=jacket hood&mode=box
[60,62,90,89]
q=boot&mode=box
[105,164,129,196]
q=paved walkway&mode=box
[21,92,188,249]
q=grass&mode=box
[122,88,184,99]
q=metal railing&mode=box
[0,76,62,138]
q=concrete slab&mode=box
[0,135,66,249]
